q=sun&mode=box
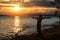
[14,7,22,11]
[12,4,23,11]
[8,4,23,11]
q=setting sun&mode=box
[11,4,23,11]
[14,7,22,11]
[7,4,23,11]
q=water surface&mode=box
[0,16,60,37]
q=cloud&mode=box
[0,0,10,2]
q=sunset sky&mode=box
[0,0,31,2]
[0,0,10,1]
[0,0,54,2]
[0,0,56,16]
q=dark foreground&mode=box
[10,33,60,40]
[0,24,60,40]
[10,26,60,40]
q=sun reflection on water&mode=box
[13,16,23,33]
[14,16,20,26]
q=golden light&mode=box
[0,3,57,16]
[13,27,23,33]
[14,7,22,11]
[13,16,23,33]
[12,4,23,11]
[24,0,31,2]
[1,0,10,1]
[7,4,23,11]
[14,16,20,26]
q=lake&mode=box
[0,16,60,38]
